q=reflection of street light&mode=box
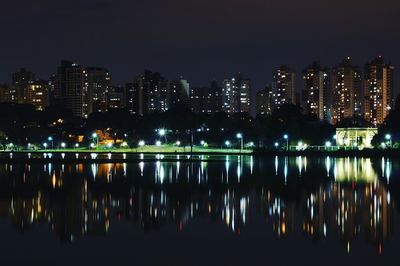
[236,133,243,153]
[283,134,289,151]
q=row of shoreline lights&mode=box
[36,131,395,150]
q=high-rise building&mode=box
[332,57,362,124]
[272,65,296,109]
[256,86,273,115]
[169,79,190,109]
[84,67,111,113]
[364,56,395,126]
[0,84,12,102]
[222,73,251,113]
[126,71,190,115]
[302,62,331,121]
[190,82,222,114]
[54,61,86,117]
[107,86,126,110]
[26,80,50,110]
[12,68,35,103]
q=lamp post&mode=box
[385,134,392,148]
[236,133,243,153]
[48,136,53,149]
[92,133,98,147]
[158,129,167,143]
[283,134,289,151]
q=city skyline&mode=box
[0,56,396,125]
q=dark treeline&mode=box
[0,102,398,148]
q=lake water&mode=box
[0,155,398,265]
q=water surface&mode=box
[0,155,398,265]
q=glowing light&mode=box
[158,129,166,136]
[156,140,161,146]
[138,140,145,146]
[61,142,66,148]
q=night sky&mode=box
[1,0,399,90]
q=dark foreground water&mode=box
[0,155,399,265]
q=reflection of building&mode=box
[335,128,377,148]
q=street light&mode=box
[385,134,392,148]
[158,128,167,142]
[325,141,332,151]
[48,136,53,149]
[274,142,279,148]
[92,132,99,146]
[200,140,205,145]
[43,142,48,150]
[156,140,161,146]
[283,134,289,151]
[138,140,145,147]
[225,140,231,147]
[236,133,243,153]
[61,142,66,149]
[176,140,181,146]
[75,143,79,148]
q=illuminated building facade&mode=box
[84,67,111,113]
[126,71,188,115]
[302,62,331,121]
[335,127,378,148]
[26,80,50,110]
[11,68,35,103]
[54,60,86,117]
[256,86,273,115]
[190,81,222,114]
[272,65,296,109]
[364,56,395,126]
[222,73,251,113]
[332,57,362,124]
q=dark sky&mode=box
[1,0,400,89]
